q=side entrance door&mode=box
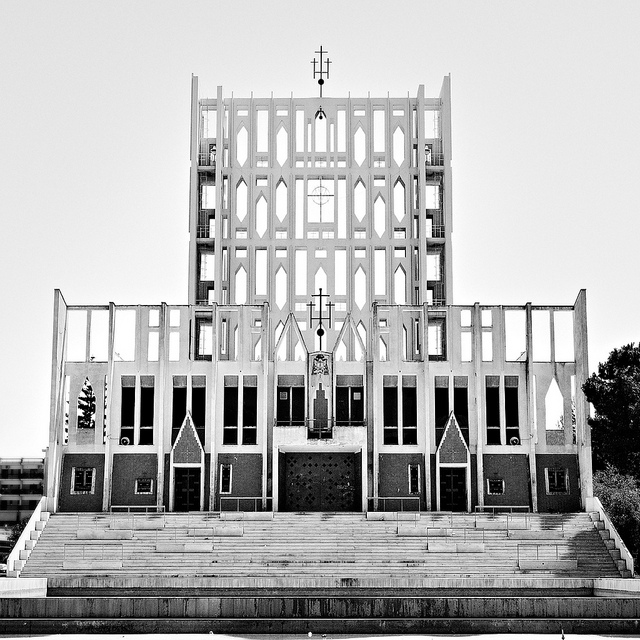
[439,467,467,511]
[174,467,201,511]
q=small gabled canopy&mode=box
[172,412,203,464]
[437,412,469,465]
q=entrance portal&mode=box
[174,468,201,511]
[282,452,361,511]
[439,467,467,511]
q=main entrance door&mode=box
[282,453,361,511]
[174,468,201,511]
[439,467,467,511]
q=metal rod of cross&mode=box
[311,45,331,98]
[307,288,334,352]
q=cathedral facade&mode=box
[45,76,592,514]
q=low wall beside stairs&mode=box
[1,594,640,634]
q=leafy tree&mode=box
[593,465,640,565]
[582,343,640,476]
[8,518,29,546]
[77,377,96,429]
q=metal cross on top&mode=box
[311,46,331,98]
[308,288,334,352]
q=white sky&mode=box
[1,1,639,457]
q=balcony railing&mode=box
[198,153,216,169]
[197,225,214,239]
[428,224,445,239]
[426,152,444,167]
[219,496,273,512]
[367,496,421,512]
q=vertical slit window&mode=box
[192,376,206,445]
[408,464,420,495]
[223,377,238,445]
[402,377,417,445]
[505,376,520,445]
[383,380,398,445]
[172,378,187,444]
[242,378,258,445]
[220,464,232,494]
[486,376,501,445]
[434,376,449,445]
[120,377,135,446]
[453,377,469,444]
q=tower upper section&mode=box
[188,77,452,331]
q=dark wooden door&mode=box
[439,467,467,511]
[283,453,360,511]
[174,467,201,511]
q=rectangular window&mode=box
[383,382,398,445]
[487,478,505,495]
[336,385,364,426]
[223,378,238,445]
[255,249,267,296]
[256,109,268,153]
[192,376,206,445]
[428,319,446,360]
[402,377,417,445]
[196,319,213,359]
[434,376,449,445]
[139,377,154,445]
[199,252,215,281]
[546,468,569,494]
[426,253,441,280]
[486,376,501,445]
[505,376,520,445]
[120,377,135,446]
[172,377,187,444]
[220,464,232,494]
[135,478,154,494]
[276,376,305,425]
[242,378,258,445]
[71,467,95,494]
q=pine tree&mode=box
[77,377,96,429]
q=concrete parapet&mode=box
[134,520,165,530]
[155,543,213,553]
[188,528,214,537]
[219,512,244,521]
[476,520,508,530]
[397,525,428,537]
[0,578,47,598]
[76,529,134,540]
[594,577,640,596]
[244,512,273,521]
[428,542,484,553]
[213,525,243,537]
[508,530,563,540]
[519,559,578,570]
[396,512,420,521]
[62,560,123,570]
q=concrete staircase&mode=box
[19,511,624,581]
[6,507,50,578]
[4,511,638,634]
